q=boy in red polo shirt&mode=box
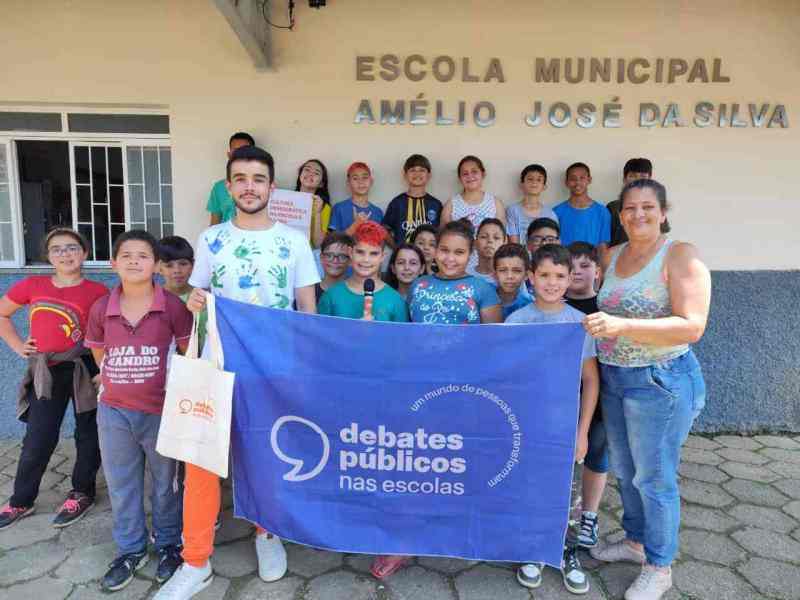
[85,230,192,593]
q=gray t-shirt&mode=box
[505,202,559,240]
[504,301,596,362]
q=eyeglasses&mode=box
[322,252,349,263]
[528,235,559,245]
[48,244,83,256]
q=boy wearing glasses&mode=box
[317,232,354,302]
[526,218,561,254]
[524,218,561,298]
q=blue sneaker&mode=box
[156,545,184,584]
[102,551,148,592]
[577,511,599,548]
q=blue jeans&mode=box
[600,350,705,566]
[97,403,181,555]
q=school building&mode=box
[0,0,797,436]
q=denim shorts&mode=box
[584,417,608,473]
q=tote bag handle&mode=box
[184,292,225,370]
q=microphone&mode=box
[363,278,375,321]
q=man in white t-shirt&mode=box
[156,146,319,599]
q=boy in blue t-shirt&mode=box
[329,162,384,235]
[505,243,599,596]
[553,162,610,251]
[493,243,532,319]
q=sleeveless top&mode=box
[451,193,499,270]
[451,192,498,233]
[596,239,689,367]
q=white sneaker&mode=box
[590,541,645,564]
[153,562,213,599]
[516,563,543,589]
[624,565,672,600]
[255,532,287,582]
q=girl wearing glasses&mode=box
[0,228,108,531]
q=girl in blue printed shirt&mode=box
[408,219,502,325]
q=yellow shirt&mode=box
[311,203,331,246]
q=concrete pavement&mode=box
[1,433,799,599]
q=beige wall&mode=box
[1,0,798,270]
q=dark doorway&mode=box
[16,140,72,264]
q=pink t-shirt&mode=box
[85,284,192,415]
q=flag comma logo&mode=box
[270,416,330,482]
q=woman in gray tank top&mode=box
[583,179,711,600]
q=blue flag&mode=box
[215,297,585,567]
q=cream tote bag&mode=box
[157,293,234,477]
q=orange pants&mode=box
[181,463,265,566]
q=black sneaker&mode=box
[102,551,149,592]
[52,491,94,528]
[0,503,35,530]
[562,546,589,595]
[576,511,599,548]
[156,545,184,584]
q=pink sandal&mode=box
[370,555,411,579]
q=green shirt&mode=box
[318,281,409,322]
[206,179,236,223]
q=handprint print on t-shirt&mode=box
[237,263,261,290]
[272,237,292,260]
[210,264,226,289]
[270,293,290,309]
[268,265,288,289]
[207,230,231,255]
[233,239,262,262]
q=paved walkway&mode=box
[0,433,799,600]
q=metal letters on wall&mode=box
[352,55,789,129]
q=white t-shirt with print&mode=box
[190,220,320,309]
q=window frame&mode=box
[0,139,23,268]
[69,141,129,267]
[0,107,170,268]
